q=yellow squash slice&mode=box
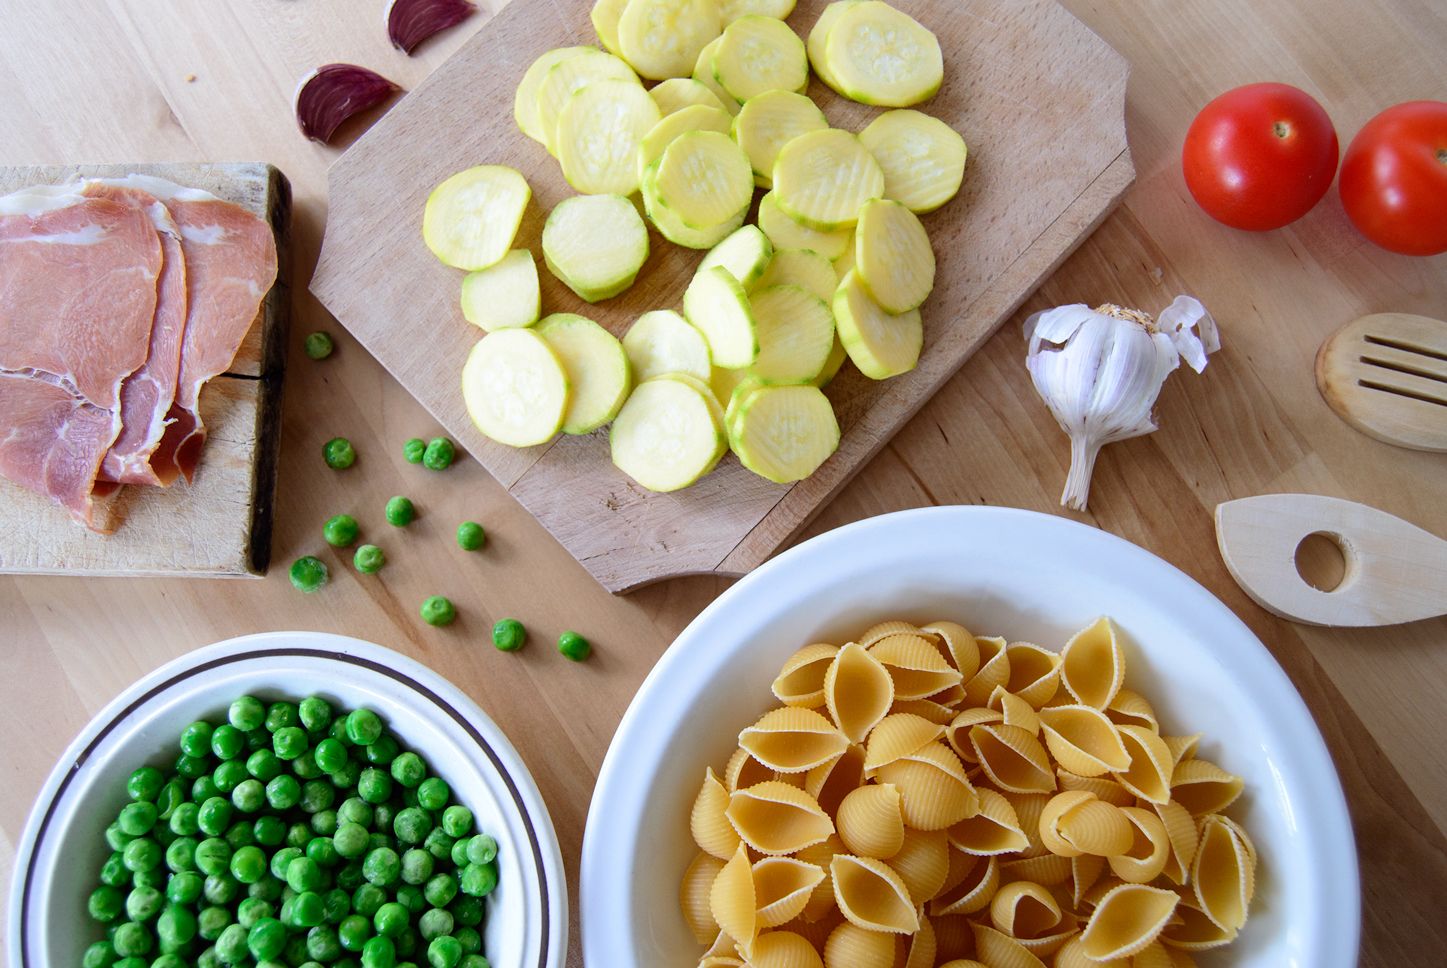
[460,249,540,331]
[823,1,943,107]
[832,268,922,379]
[649,76,729,115]
[755,248,838,301]
[733,89,829,187]
[611,376,727,491]
[557,79,661,195]
[757,190,853,261]
[542,193,650,302]
[515,46,594,146]
[859,109,967,213]
[423,165,531,271]
[730,384,841,483]
[853,197,935,313]
[462,328,570,447]
[617,0,723,80]
[712,15,809,103]
[653,130,755,229]
[772,129,885,231]
[535,49,639,155]
[637,103,734,181]
[748,284,836,384]
[536,313,633,434]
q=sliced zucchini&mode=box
[772,129,884,231]
[692,36,741,114]
[557,79,661,195]
[720,0,796,23]
[537,313,632,434]
[710,365,750,411]
[617,0,723,81]
[591,0,629,55]
[683,264,758,368]
[805,1,861,89]
[823,1,943,106]
[724,374,767,432]
[462,328,570,447]
[858,109,968,213]
[854,197,935,313]
[423,166,532,271]
[515,47,594,146]
[730,384,840,483]
[637,103,733,182]
[814,332,848,387]
[659,372,727,428]
[732,90,829,187]
[699,224,773,288]
[754,247,837,301]
[756,190,852,261]
[833,228,855,278]
[654,130,754,229]
[649,76,728,115]
[542,194,649,302]
[641,161,747,248]
[610,376,727,491]
[832,268,922,379]
[460,250,540,331]
[747,284,835,383]
[622,309,712,382]
[712,15,809,104]
[535,50,639,155]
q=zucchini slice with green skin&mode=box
[617,0,723,81]
[699,224,773,288]
[712,15,809,104]
[542,194,650,303]
[423,165,532,271]
[772,129,884,231]
[854,197,935,313]
[858,109,968,213]
[806,1,862,89]
[515,47,594,146]
[610,376,727,492]
[747,284,836,384]
[684,264,759,369]
[654,130,754,230]
[754,247,837,301]
[832,267,922,379]
[649,76,729,115]
[535,50,639,155]
[537,313,633,434]
[658,372,727,429]
[724,374,767,434]
[460,250,540,331]
[623,309,712,382]
[730,384,840,483]
[833,227,856,279]
[720,0,796,23]
[641,161,747,248]
[637,103,733,182]
[693,36,741,114]
[591,0,630,55]
[710,364,751,412]
[733,90,829,187]
[757,190,852,261]
[557,79,661,195]
[814,332,848,387]
[462,328,570,447]
[823,1,943,107]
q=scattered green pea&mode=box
[323,437,357,470]
[303,331,334,360]
[403,438,426,464]
[385,496,416,527]
[289,556,328,594]
[323,514,360,547]
[491,618,525,652]
[352,543,386,575]
[455,521,485,551]
[422,437,455,471]
[557,630,592,662]
[420,596,456,627]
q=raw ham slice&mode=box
[0,373,119,531]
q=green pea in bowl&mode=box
[8,632,567,968]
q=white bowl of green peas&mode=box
[8,632,567,968]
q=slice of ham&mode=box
[0,373,120,531]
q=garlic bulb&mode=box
[1024,295,1220,511]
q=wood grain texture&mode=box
[2,3,1447,966]
[1316,313,1447,452]
[0,161,290,577]
[311,0,1133,591]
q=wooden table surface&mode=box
[2,1,1444,964]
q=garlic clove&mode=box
[294,64,401,144]
[385,0,478,55]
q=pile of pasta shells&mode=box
[680,617,1257,968]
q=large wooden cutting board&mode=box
[0,162,290,578]
[312,0,1131,592]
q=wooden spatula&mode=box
[1316,312,1447,452]
[1215,494,1447,627]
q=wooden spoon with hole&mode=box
[1316,312,1447,451]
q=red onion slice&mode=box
[386,0,478,55]
[294,64,401,144]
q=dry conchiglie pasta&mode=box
[836,783,906,859]
[869,633,964,700]
[863,713,944,774]
[890,697,958,725]
[920,620,982,680]
[1191,814,1255,932]
[692,767,743,859]
[754,856,827,927]
[972,923,1049,968]
[782,909,843,949]
[1038,705,1131,777]
[710,843,757,954]
[858,619,925,646]
[745,930,825,968]
[1106,687,1159,731]
[931,914,978,960]
[699,955,746,967]
[946,707,1003,763]
[727,780,835,855]
[875,741,979,830]
[1152,800,1199,885]
[740,706,851,773]
[825,642,895,743]
[1001,852,1073,887]
[948,787,1029,856]
[772,643,841,708]
[991,689,1042,736]
[1055,934,1123,968]
[1080,883,1180,960]
[901,910,936,968]
[1160,891,1237,950]
[1169,758,1244,815]
[1003,791,1052,858]
[1060,616,1126,709]
[1129,941,1181,968]
[1109,806,1171,883]
[1057,768,1135,806]
[969,723,1056,794]
[963,635,1011,706]
[1069,853,1107,909]
[726,746,776,792]
[1003,642,1062,707]
[682,852,726,943]
[805,744,866,817]
[1162,733,1201,767]
[1040,791,1134,858]
[822,921,897,968]
[931,852,999,917]
[830,854,920,933]
[989,880,1066,943]
[793,835,846,921]
[887,827,951,903]
[1113,725,1175,805]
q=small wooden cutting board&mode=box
[0,162,291,578]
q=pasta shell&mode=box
[793,835,846,921]
[1069,854,1106,911]
[863,713,944,774]
[1081,875,1128,909]
[1057,769,1134,806]
[886,827,950,903]
[1161,734,1201,767]
[746,930,824,968]
[830,854,920,934]
[991,688,1042,736]
[858,620,925,646]
[948,788,1030,855]
[1002,792,1051,858]
[822,921,898,968]
[990,880,1065,940]
[1190,815,1254,932]
[805,744,865,818]
[970,723,1057,794]
[1108,807,1170,883]
[699,956,746,967]
[740,707,851,774]
[890,698,958,725]
[824,643,895,743]
[971,923,1049,968]
[773,643,841,708]
[1000,853,1072,887]
[781,908,842,947]
[693,767,743,859]
[1113,725,1174,805]
[1159,891,1236,950]
[1040,791,1134,858]
[1162,947,1199,968]
[1169,759,1243,816]
[946,707,1003,763]
[1039,705,1131,777]
[681,852,726,943]
[869,634,964,700]
[931,852,999,916]
[1054,934,1125,968]
[902,910,936,968]
[754,857,827,928]
[727,781,835,855]
[710,844,757,956]
[932,913,978,960]
[1105,688,1158,731]
[773,770,808,789]
[726,747,776,792]
[1129,941,1176,968]
[921,620,982,680]
[926,682,967,707]
[704,929,739,958]
[875,742,979,830]
[1079,883,1179,960]
[1003,642,1062,708]
[1152,800,1198,885]
[1060,617,1126,709]
[963,636,1011,706]
[836,783,906,859]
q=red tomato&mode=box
[1182,82,1339,231]
[1339,101,1447,256]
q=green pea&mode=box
[176,752,211,778]
[82,940,114,968]
[423,828,455,862]
[359,768,394,804]
[313,812,340,840]
[287,856,323,893]
[212,760,248,795]
[331,758,361,789]
[396,884,425,917]
[353,882,387,918]
[417,777,449,811]
[308,923,343,961]
[337,797,373,828]
[557,630,592,662]
[292,890,325,928]
[248,916,287,961]
[423,873,457,909]
[448,894,483,928]
[439,806,472,839]
[266,701,299,731]
[364,935,399,968]
[250,874,283,902]
[127,766,165,802]
[491,618,525,652]
[324,514,361,548]
[151,954,186,968]
[123,837,162,873]
[180,720,215,758]
[203,873,239,905]
[339,912,371,951]
[165,836,197,873]
[290,555,330,593]
[385,496,416,527]
[449,838,470,868]
[253,814,287,847]
[393,807,432,845]
[99,851,130,887]
[324,437,357,469]
[198,904,232,940]
[232,778,266,813]
[167,870,204,905]
[459,956,490,968]
[119,800,158,836]
[335,822,370,859]
[125,883,164,921]
[322,886,352,923]
[464,834,497,866]
[307,835,340,868]
[229,697,265,732]
[346,709,383,747]
[265,774,301,810]
[237,896,274,929]
[88,884,124,922]
[390,752,425,789]
[247,748,282,781]
[399,847,433,885]
[455,521,485,551]
[422,437,455,471]
[105,821,135,852]
[364,734,400,767]
[154,779,185,821]
[353,543,386,574]
[417,908,453,942]
[197,796,232,837]
[206,726,242,762]
[420,595,456,627]
[314,737,349,774]
[403,438,426,464]
[268,846,304,881]
[427,934,462,968]
[300,779,336,814]
[305,331,335,360]
[230,844,266,884]
[112,921,153,958]
[133,864,167,889]
[273,725,309,761]
[453,926,481,955]
[373,900,410,937]
[363,846,402,887]
[459,861,497,898]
